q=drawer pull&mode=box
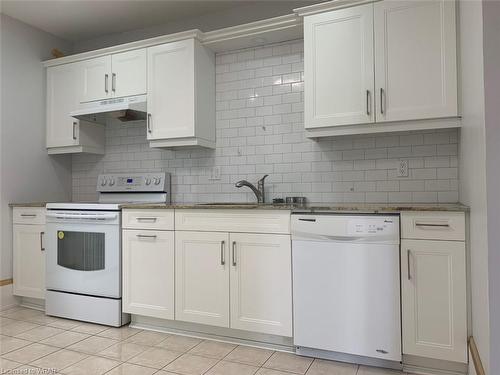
[136,234,157,239]
[136,217,157,222]
[20,214,37,217]
[415,222,450,228]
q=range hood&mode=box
[70,95,147,124]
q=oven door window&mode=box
[57,231,105,271]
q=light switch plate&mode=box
[398,160,409,177]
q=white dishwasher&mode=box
[292,214,402,368]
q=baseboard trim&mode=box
[469,336,485,375]
[0,278,13,286]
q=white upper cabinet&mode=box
[46,63,105,154]
[147,39,216,148]
[304,3,375,128]
[79,50,146,102]
[302,0,459,136]
[80,56,112,102]
[110,49,147,98]
[374,0,458,122]
[46,63,80,148]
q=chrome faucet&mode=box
[235,175,269,203]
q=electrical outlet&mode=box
[209,166,221,180]
[398,160,409,177]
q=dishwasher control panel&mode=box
[348,218,396,235]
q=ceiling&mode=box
[0,0,297,43]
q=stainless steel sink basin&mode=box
[195,202,260,206]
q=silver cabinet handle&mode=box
[112,73,116,92]
[136,234,157,239]
[20,214,36,217]
[147,114,152,134]
[220,241,225,265]
[136,217,157,222]
[40,232,45,251]
[407,249,411,280]
[366,90,371,116]
[105,74,109,93]
[72,121,77,140]
[415,222,450,228]
[380,88,385,114]
[232,241,237,266]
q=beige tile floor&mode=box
[0,306,416,375]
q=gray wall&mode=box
[0,14,73,280]
[483,1,500,372]
[73,1,312,53]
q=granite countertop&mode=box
[9,201,469,212]
[9,202,50,207]
[120,202,469,213]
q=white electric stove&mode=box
[45,172,170,327]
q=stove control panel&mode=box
[97,172,170,193]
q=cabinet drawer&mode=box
[13,207,46,225]
[401,212,465,241]
[122,209,174,230]
[175,209,291,234]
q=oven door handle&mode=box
[46,212,118,220]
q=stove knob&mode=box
[145,178,151,185]
[154,177,161,185]
[101,179,107,186]
[109,178,115,186]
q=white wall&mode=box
[458,1,490,373]
[73,1,312,53]
[482,1,500,372]
[0,14,73,281]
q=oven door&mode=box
[45,211,121,298]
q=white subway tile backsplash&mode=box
[71,39,459,204]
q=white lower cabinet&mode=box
[13,224,46,299]
[175,231,230,327]
[401,239,467,363]
[229,233,292,337]
[122,229,175,320]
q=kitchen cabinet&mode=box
[401,212,467,364]
[12,208,46,299]
[304,3,374,128]
[79,49,147,102]
[147,39,216,148]
[302,0,458,136]
[374,1,457,123]
[230,232,292,337]
[46,63,105,154]
[122,229,175,320]
[175,231,230,327]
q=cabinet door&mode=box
[374,1,458,122]
[111,49,147,98]
[175,231,230,327]
[401,240,467,363]
[147,40,195,140]
[229,233,292,336]
[304,4,374,128]
[13,224,45,299]
[80,56,112,102]
[122,229,174,320]
[46,63,80,148]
